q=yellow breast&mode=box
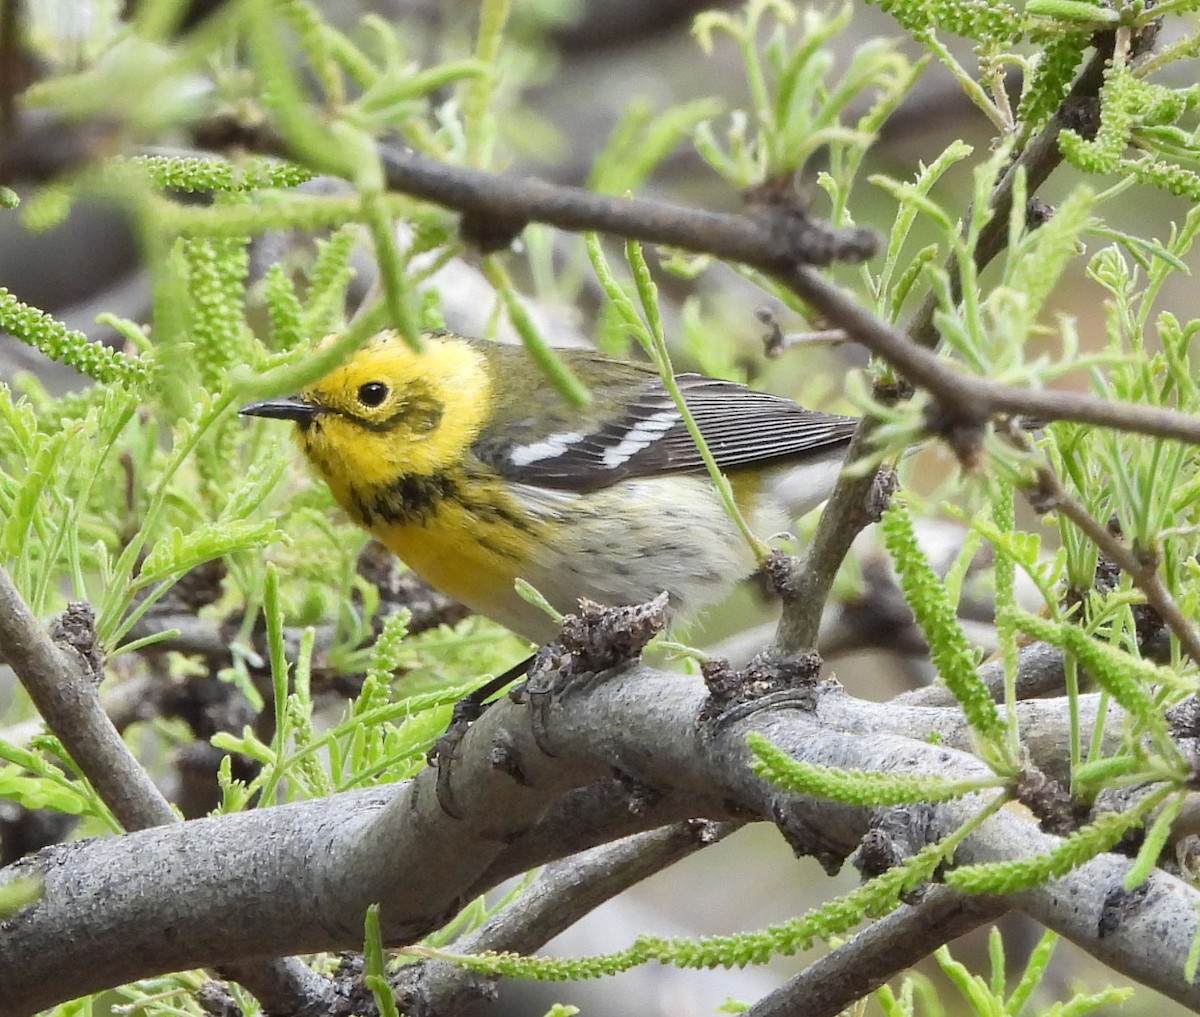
[343,468,548,633]
[371,505,523,610]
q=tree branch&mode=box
[397,821,739,1015]
[0,568,174,829]
[898,641,1066,707]
[0,568,334,1016]
[1023,460,1200,663]
[370,123,1200,449]
[0,659,1175,1013]
[743,888,1008,1017]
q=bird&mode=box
[239,329,857,645]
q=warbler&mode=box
[239,330,857,644]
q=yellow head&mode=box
[240,331,491,501]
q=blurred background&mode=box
[3,1,1199,1014]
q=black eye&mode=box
[357,381,388,407]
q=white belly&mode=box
[506,463,832,639]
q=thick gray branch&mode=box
[0,667,1188,1014]
[0,569,333,1015]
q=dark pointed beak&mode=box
[238,396,321,423]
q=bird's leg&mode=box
[429,595,670,817]
[429,653,535,817]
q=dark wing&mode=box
[478,374,858,493]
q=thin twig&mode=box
[905,42,1112,347]
[0,569,174,828]
[378,145,879,268]
[398,821,740,1013]
[898,641,1067,707]
[769,430,894,654]
[775,261,1200,446]
[742,888,1008,1017]
[1025,462,1200,664]
[363,144,1200,445]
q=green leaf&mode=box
[881,501,1012,772]
[748,733,1001,804]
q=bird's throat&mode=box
[346,471,459,528]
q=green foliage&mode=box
[364,904,402,1017]
[123,154,314,192]
[0,735,114,831]
[179,234,253,391]
[867,0,1022,42]
[5,0,1200,1012]
[416,838,951,980]
[881,500,1012,772]
[692,3,918,186]
[945,786,1169,894]
[1015,29,1090,137]
[0,289,151,389]
[748,732,1002,804]
[1057,40,1200,200]
[1007,608,1186,753]
[589,98,724,195]
[901,927,1135,1017]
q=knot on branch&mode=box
[1130,15,1163,59]
[49,601,103,684]
[863,466,900,525]
[686,817,724,845]
[514,595,669,759]
[330,952,403,1016]
[1090,548,1168,658]
[195,981,244,1017]
[1026,196,1055,232]
[1058,95,1102,139]
[745,177,879,267]
[922,400,989,469]
[614,769,662,816]
[558,593,669,674]
[872,377,916,404]
[696,651,822,726]
[459,207,529,254]
[852,824,933,904]
[487,728,531,787]
[1097,881,1153,940]
[391,952,498,1017]
[762,548,802,599]
[852,828,906,880]
[1014,766,1078,836]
